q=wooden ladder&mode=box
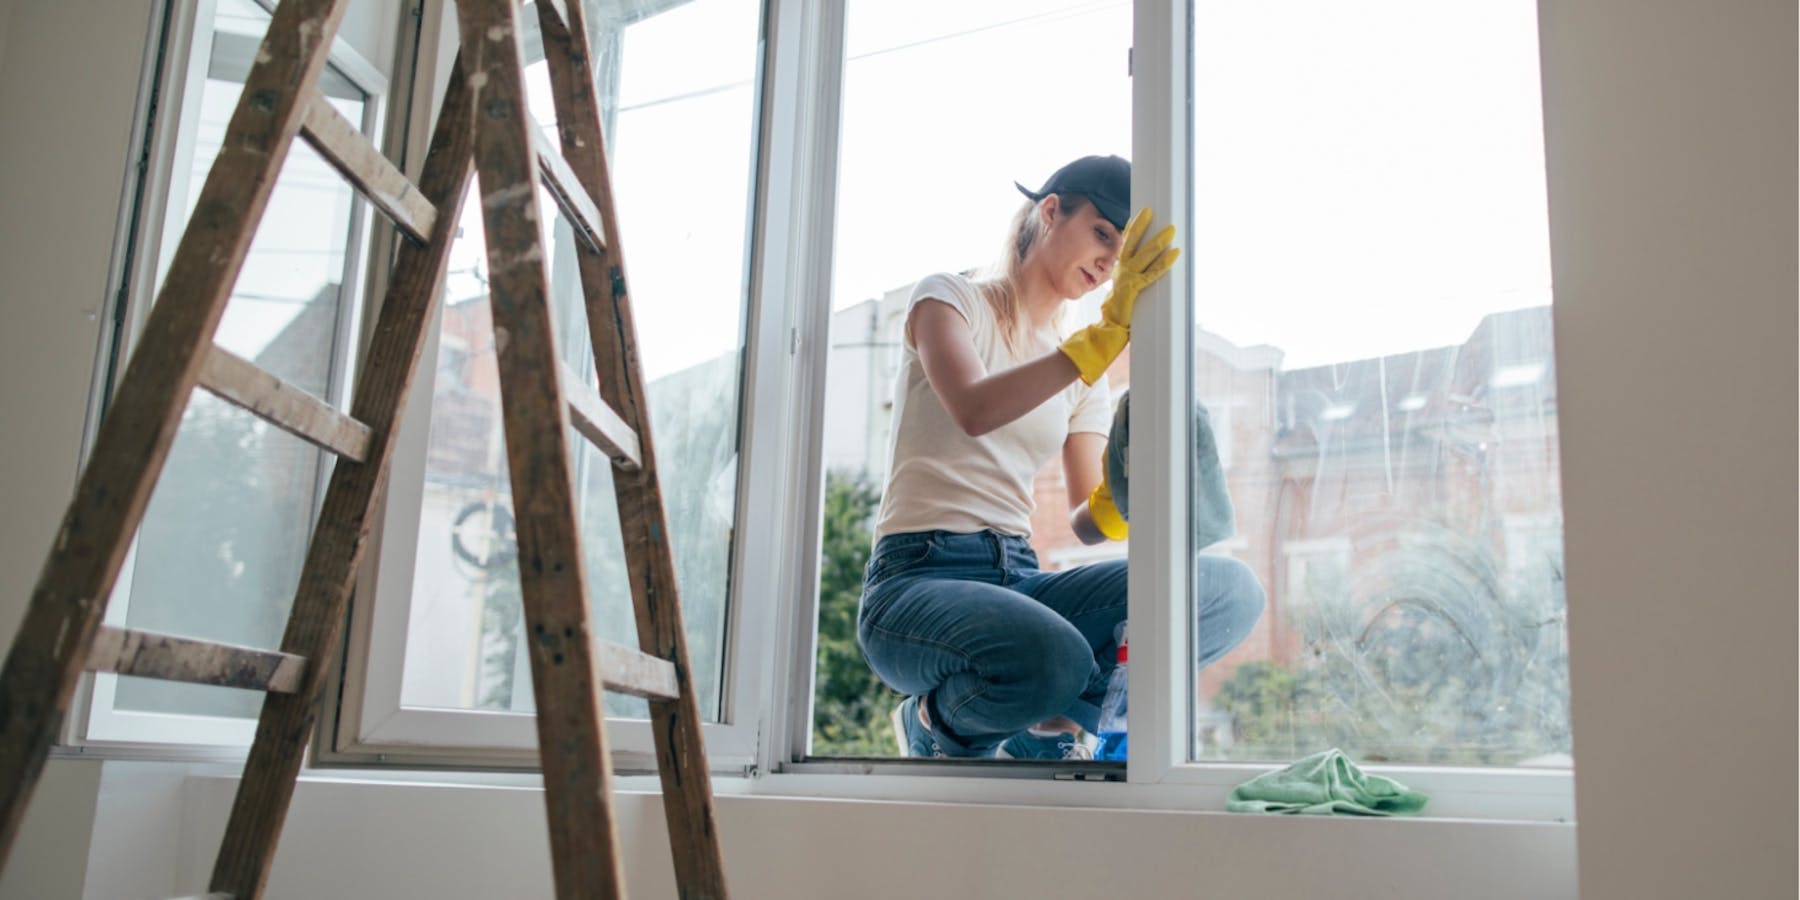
[0,0,729,897]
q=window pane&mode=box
[115,0,368,718]
[1183,0,1569,766]
[813,0,1132,757]
[399,0,758,721]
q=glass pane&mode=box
[116,0,368,717]
[399,0,758,721]
[1184,0,1569,766]
[813,0,1133,757]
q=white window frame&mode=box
[758,0,1574,824]
[328,0,781,774]
[67,0,392,753]
[1119,0,1573,814]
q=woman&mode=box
[855,155,1265,759]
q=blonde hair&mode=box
[976,193,1087,355]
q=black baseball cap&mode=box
[1014,155,1131,231]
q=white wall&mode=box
[0,0,1792,898]
[0,0,157,650]
[0,759,99,900]
[160,773,1573,900]
[0,2,181,893]
[1537,0,1797,897]
[0,1,14,76]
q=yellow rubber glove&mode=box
[1059,208,1181,385]
[1087,472,1129,541]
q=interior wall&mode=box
[1538,0,1797,898]
[0,5,158,896]
[0,0,158,650]
[0,1,15,75]
[0,760,101,900]
[169,773,1576,900]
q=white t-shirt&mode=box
[873,272,1113,540]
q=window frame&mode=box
[72,0,1581,820]
[765,0,1575,823]
[67,0,393,753]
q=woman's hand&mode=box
[1065,432,1118,544]
[1057,208,1181,385]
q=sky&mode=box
[830,0,1552,370]
[205,0,1553,380]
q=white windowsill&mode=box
[161,757,1572,826]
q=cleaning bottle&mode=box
[1096,623,1128,761]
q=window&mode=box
[78,0,1574,821]
[78,0,391,747]
[788,0,1571,821]
[811,0,1134,758]
[341,0,766,764]
[1182,0,1568,769]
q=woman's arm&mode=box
[911,299,1081,437]
[1063,431,1109,545]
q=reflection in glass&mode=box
[399,0,758,721]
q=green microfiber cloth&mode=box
[1227,749,1429,816]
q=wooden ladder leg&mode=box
[0,0,350,867]
[455,2,630,897]
[205,58,480,899]
[533,5,730,898]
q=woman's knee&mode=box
[992,625,1093,714]
[1196,555,1266,634]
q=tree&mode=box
[811,471,899,756]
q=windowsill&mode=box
[56,741,1572,825]
[124,756,1568,827]
[733,763,1573,825]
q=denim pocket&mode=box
[867,536,935,582]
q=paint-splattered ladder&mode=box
[0,1,727,896]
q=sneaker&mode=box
[890,695,946,758]
[995,729,1097,761]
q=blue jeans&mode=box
[856,529,1265,757]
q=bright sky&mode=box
[832,0,1552,370]
[216,0,1552,378]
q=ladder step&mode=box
[197,345,373,462]
[299,90,437,244]
[527,120,606,253]
[561,362,642,470]
[85,627,305,694]
[595,638,678,701]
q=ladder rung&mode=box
[595,639,678,701]
[561,362,642,470]
[527,121,606,253]
[86,627,305,694]
[198,345,373,462]
[299,90,437,244]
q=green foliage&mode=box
[811,471,900,756]
[1212,661,1324,757]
